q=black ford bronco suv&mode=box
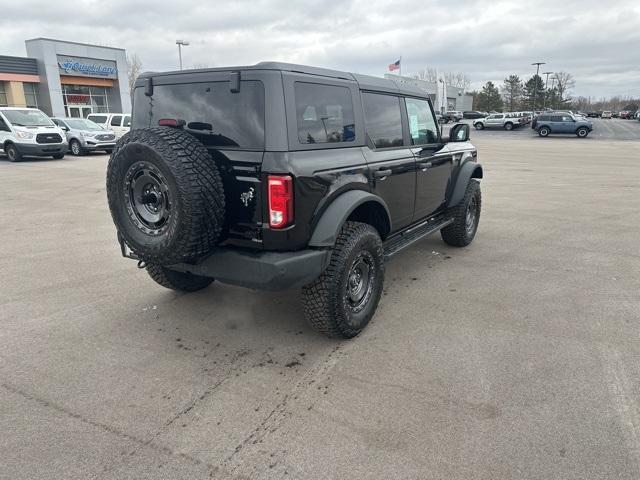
[106,62,483,338]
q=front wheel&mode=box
[474,122,484,130]
[70,139,85,156]
[538,127,550,137]
[6,144,21,162]
[441,180,481,247]
[504,122,514,131]
[576,127,589,138]
[146,264,213,292]
[302,221,384,338]
[52,153,65,159]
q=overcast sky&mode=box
[2,0,639,98]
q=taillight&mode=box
[268,175,293,229]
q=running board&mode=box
[383,217,454,258]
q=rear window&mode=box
[133,80,265,149]
[294,82,355,144]
[362,92,403,148]
[89,115,107,124]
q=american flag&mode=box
[388,59,400,72]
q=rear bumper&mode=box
[15,142,67,156]
[170,248,331,291]
[119,234,331,291]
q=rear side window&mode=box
[133,81,265,148]
[123,115,131,127]
[362,93,403,148]
[404,98,439,145]
[110,115,122,126]
[89,115,107,124]
[295,82,355,144]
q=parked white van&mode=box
[0,107,68,162]
[86,113,131,139]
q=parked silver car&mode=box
[51,117,117,155]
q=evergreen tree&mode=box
[501,75,523,112]
[476,81,503,112]
[523,75,545,110]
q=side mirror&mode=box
[61,126,69,131]
[448,123,470,142]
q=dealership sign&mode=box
[57,55,118,79]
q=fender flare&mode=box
[447,161,483,208]
[308,190,391,247]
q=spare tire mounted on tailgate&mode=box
[106,127,225,265]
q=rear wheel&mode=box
[576,127,589,138]
[441,180,481,247]
[6,144,21,162]
[302,222,384,339]
[538,126,550,137]
[146,264,213,292]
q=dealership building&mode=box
[0,38,130,118]
[384,73,473,113]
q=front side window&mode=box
[110,115,122,126]
[362,92,403,148]
[404,97,439,145]
[123,115,131,127]
[133,80,265,149]
[295,82,355,144]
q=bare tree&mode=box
[411,67,438,83]
[444,72,471,91]
[127,53,143,95]
[554,72,575,102]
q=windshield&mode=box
[65,119,104,131]
[2,109,53,127]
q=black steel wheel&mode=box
[441,180,481,247]
[106,127,225,265]
[302,221,384,339]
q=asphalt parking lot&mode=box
[2,134,640,479]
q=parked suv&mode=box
[0,107,67,161]
[87,113,131,139]
[52,117,117,155]
[106,62,483,338]
[533,113,593,137]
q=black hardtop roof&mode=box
[138,61,426,97]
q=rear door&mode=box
[405,97,452,221]
[361,91,416,230]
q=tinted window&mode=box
[362,93,403,148]
[132,81,265,148]
[404,98,439,145]
[89,115,107,124]
[110,115,122,126]
[123,115,131,127]
[295,82,355,144]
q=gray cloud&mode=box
[2,0,640,97]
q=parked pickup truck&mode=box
[473,113,523,131]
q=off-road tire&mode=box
[576,127,589,138]
[441,180,481,247]
[146,264,213,292]
[302,222,385,339]
[538,126,550,137]
[106,127,225,265]
[6,144,21,162]
[474,122,484,130]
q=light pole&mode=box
[542,71,553,110]
[439,78,446,113]
[176,40,189,70]
[531,62,546,113]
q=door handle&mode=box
[419,162,432,171]
[373,169,392,180]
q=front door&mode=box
[361,92,416,231]
[486,114,503,128]
[405,97,453,221]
